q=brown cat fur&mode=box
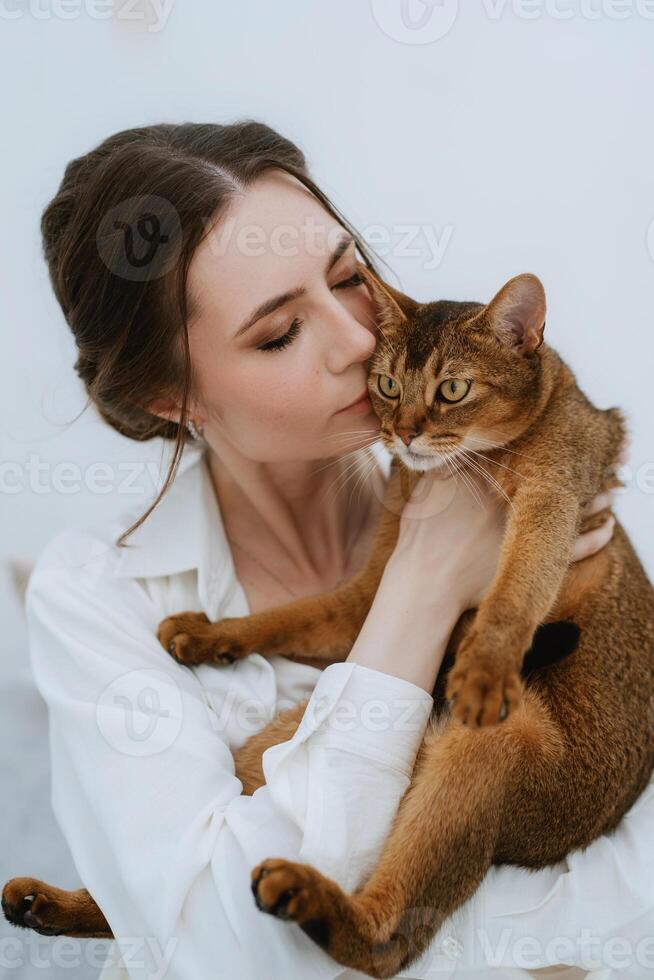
[4,267,654,979]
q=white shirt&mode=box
[25,442,654,980]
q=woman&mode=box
[17,121,652,979]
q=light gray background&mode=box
[1,2,653,977]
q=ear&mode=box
[484,273,546,355]
[356,261,419,334]
[147,394,184,426]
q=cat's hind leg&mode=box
[251,688,565,978]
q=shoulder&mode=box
[26,443,209,594]
[24,507,155,632]
[27,518,129,596]
[24,517,176,686]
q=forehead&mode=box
[383,301,481,373]
[186,170,347,331]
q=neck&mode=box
[205,439,382,584]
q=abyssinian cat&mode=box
[4,266,654,978]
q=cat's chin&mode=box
[394,450,455,478]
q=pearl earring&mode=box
[186,418,204,441]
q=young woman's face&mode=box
[184,170,381,462]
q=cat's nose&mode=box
[397,427,418,446]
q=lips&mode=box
[338,390,369,412]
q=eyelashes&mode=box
[257,271,365,353]
[333,271,364,291]
[258,317,303,353]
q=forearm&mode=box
[346,554,462,693]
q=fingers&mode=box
[582,489,615,518]
[571,515,615,563]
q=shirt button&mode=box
[441,936,463,959]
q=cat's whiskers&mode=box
[458,449,515,513]
[321,448,377,504]
[319,433,379,453]
[424,443,485,508]
[466,432,533,460]
[329,458,378,517]
[463,444,526,481]
[350,449,383,515]
[310,443,375,478]
[319,434,380,453]
[319,434,380,452]
[310,432,380,478]
[445,454,487,509]
[322,427,380,441]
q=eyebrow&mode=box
[233,232,355,339]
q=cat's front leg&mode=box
[157,578,375,668]
[445,486,581,727]
[157,467,404,669]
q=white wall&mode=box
[1,3,653,976]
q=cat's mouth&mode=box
[396,443,463,476]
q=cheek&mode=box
[249,378,315,426]
[213,350,324,431]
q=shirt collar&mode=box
[112,440,391,618]
[113,444,236,619]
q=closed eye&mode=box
[332,271,364,290]
[258,318,303,353]
[257,271,365,353]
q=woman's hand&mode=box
[346,436,628,694]
[389,433,628,615]
[572,432,629,560]
[389,470,507,615]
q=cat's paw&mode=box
[251,859,329,924]
[445,653,523,727]
[2,879,64,936]
[157,612,249,666]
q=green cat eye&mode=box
[377,375,401,399]
[438,378,471,403]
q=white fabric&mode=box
[24,442,654,980]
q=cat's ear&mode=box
[483,274,546,355]
[356,261,418,334]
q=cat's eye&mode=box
[437,378,471,403]
[377,374,401,399]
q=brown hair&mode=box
[41,120,384,545]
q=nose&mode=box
[324,299,377,374]
[397,426,419,446]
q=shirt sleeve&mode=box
[24,529,433,980]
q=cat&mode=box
[4,266,654,980]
